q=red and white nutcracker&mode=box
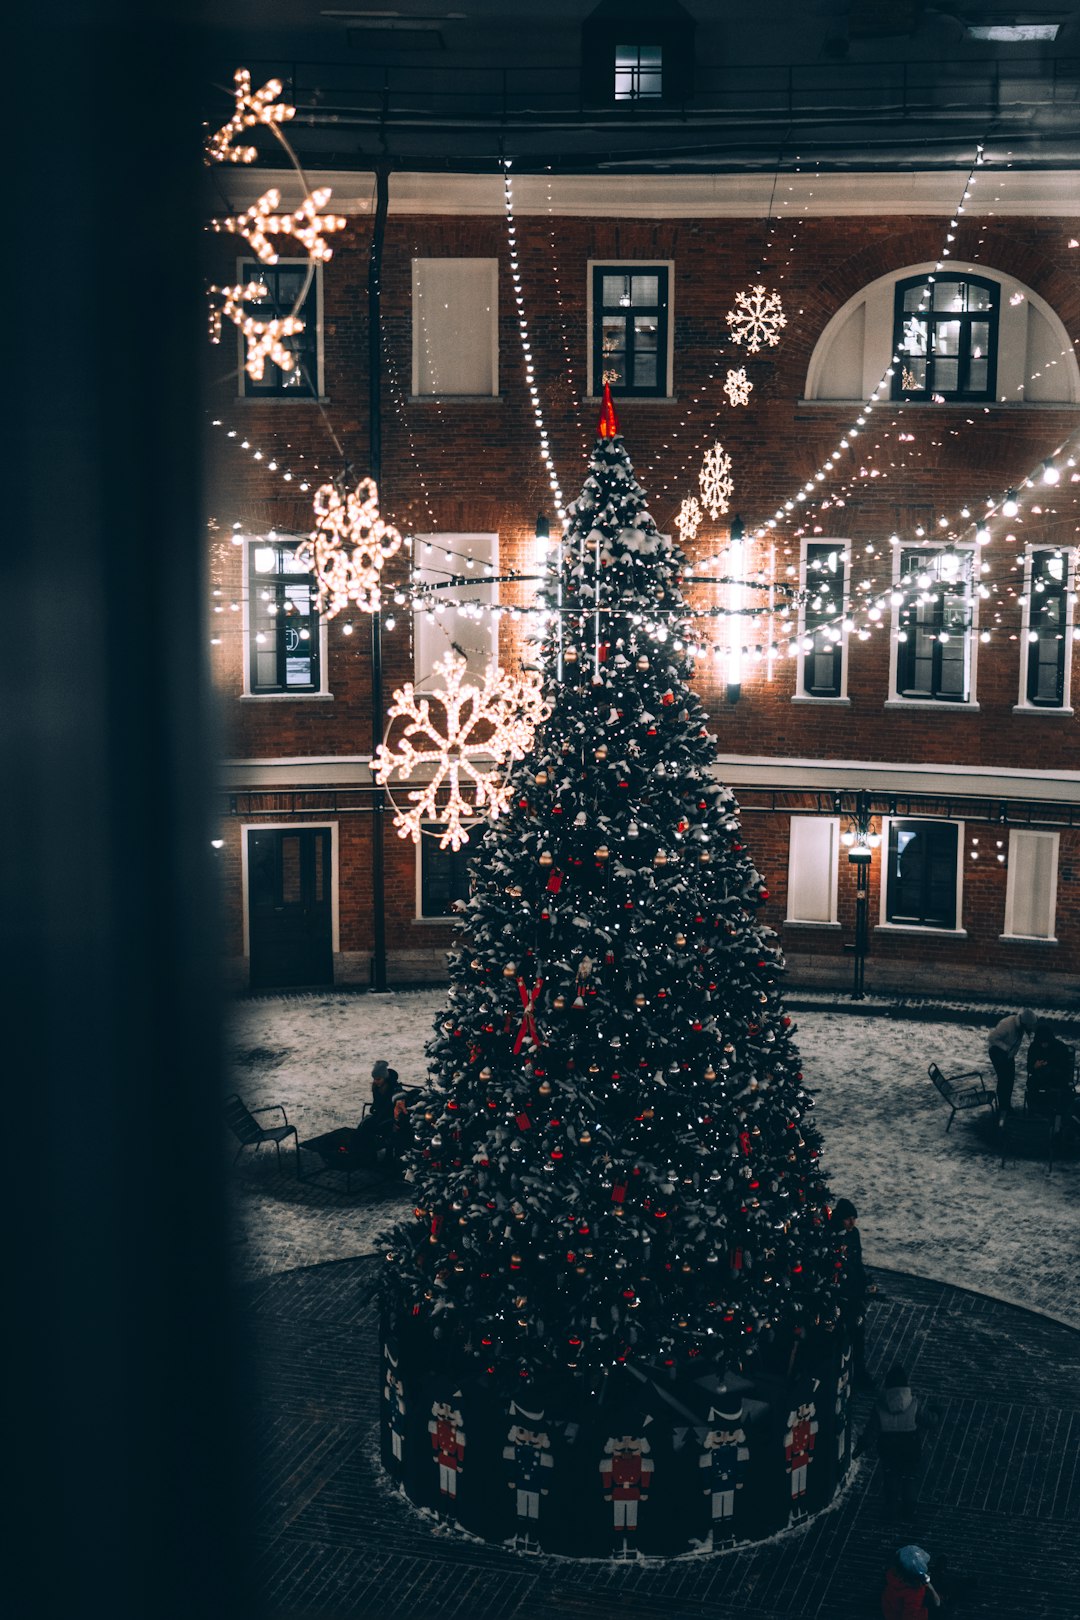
[784,1399,818,1503]
[383,1343,406,1464]
[429,1397,466,1501]
[600,1432,654,1533]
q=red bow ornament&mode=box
[514,976,544,1054]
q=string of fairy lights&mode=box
[205,85,1078,745]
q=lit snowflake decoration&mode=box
[205,69,295,165]
[675,494,703,543]
[723,367,753,407]
[373,654,550,851]
[726,284,787,354]
[207,279,307,382]
[209,187,345,265]
[295,478,404,616]
[699,442,735,520]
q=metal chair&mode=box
[223,1094,301,1177]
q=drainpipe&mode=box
[369,160,390,992]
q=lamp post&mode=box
[841,790,880,1000]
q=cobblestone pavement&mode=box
[247,1258,1080,1620]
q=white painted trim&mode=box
[1003,828,1060,942]
[880,814,964,932]
[889,540,979,705]
[215,169,1080,219]
[795,537,849,699]
[805,258,1080,405]
[711,754,1080,802]
[239,820,340,960]
[586,259,675,399]
[241,533,329,698]
[1015,545,1075,712]
[235,255,324,400]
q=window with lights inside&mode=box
[800,542,847,698]
[592,265,670,397]
[1024,548,1071,708]
[248,540,321,693]
[892,273,999,402]
[895,548,974,702]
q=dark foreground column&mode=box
[9,8,257,1618]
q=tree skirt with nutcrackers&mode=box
[380,1322,854,1556]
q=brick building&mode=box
[205,5,1080,1003]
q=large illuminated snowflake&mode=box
[675,494,703,543]
[209,187,345,265]
[726,284,787,353]
[295,478,404,616]
[207,279,307,382]
[723,367,753,407]
[205,69,295,165]
[373,654,550,851]
[699,442,735,520]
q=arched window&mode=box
[892,273,999,402]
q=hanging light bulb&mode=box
[1002,490,1019,517]
[1042,458,1060,485]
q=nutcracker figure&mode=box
[600,1431,654,1542]
[502,1402,554,1546]
[699,1402,750,1525]
[383,1343,407,1464]
[429,1397,466,1506]
[784,1399,818,1506]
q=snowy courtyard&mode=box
[227,989,1079,1330]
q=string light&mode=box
[209,187,345,265]
[502,161,567,525]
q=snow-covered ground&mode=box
[227,990,1079,1329]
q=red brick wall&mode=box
[206,206,1079,993]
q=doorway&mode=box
[247,827,333,989]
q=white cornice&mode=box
[216,168,1080,218]
[222,753,1080,802]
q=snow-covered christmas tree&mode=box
[380,394,847,1550]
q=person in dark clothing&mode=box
[355,1064,399,1169]
[1026,1024,1076,1128]
[987,1007,1036,1119]
[831,1197,876,1390]
[866,1363,933,1513]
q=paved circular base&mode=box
[245,1255,1080,1619]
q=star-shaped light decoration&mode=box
[726,284,787,353]
[723,367,753,407]
[205,69,296,165]
[373,653,550,851]
[699,442,735,520]
[675,494,703,543]
[207,280,306,381]
[209,187,346,265]
[294,477,405,616]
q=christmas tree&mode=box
[383,392,841,1396]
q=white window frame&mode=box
[1003,829,1060,943]
[1015,545,1075,714]
[785,816,841,926]
[240,534,331,700]
[239,820,340,959]
[236,257,324,400]
[887,542,980,709]
[877,816,966,936]
[413,532,499,685]
[794,538,850,703]
[411,258,499,398]
[586,259,675,398]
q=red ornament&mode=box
[546,868,564,893]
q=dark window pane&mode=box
[887,821,957,928]
[421,825,473,916]
[281,836,302,904]
[603,275,629,306]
